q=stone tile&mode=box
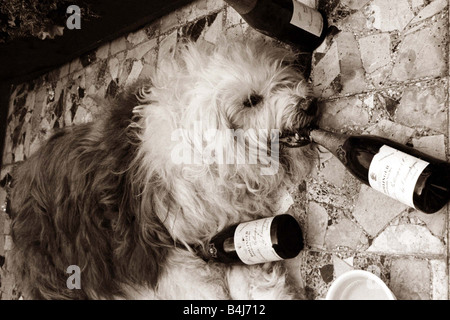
[410,0,447,25]
[204,11,224,44]
[411,208,447,239]
[353,185,408,237]
[84,60,111,98]
[316,156,349,188]
[207,0,226,12]
[28,138,41,157]
[69,57,83,74]
[12,144,24,162]
[412,135,446,160]
[126,28,149,47]
[0,268,20,300]
[160,9,179,35]
[390,258,430,300]
[95,42,110,60]
[72,106,93,125]
[177,0,209,23]
[411,0,426,11]
[224,6,244,28]
[307,201,329,249]
[3,215,11,235]
[358,33,392,87]
[391,17,447,82]
[0,214,4,237]
[139,63,157,80]
[59,62,70,78]
[318,96,370,130]
[161,0,211,35]
[367,224,445,255]
[81,96,100,118]
[158,30,178,70]
[0,192,6,215]
[324,217,368,250]
[307,181,354,209]
[313,31,367,97]
[341,0,370,10]
[180,12,221,43]
[300,250,333,299]
[126,38,158,61]
[311,41,340,97]
[108,57,121,80]
[125,60,144,86]
[142,43,158,66]
[22,117,33,159]
[144,19,161,40]
[430,259,448,300]
[283,252,306,294]
[332,255,354,277]
[110,36,127,56]
[365,0,415,32]
[117,59,134,87]
[4,235,12,251]
[352,253,392,285]
[0,236,4,257]
[359,33,391,74]
[299,0,317,8]
[1,150,12,166]
[335,10,368,32]
[336,32,367,95]
[364,119,415,144]
[395,81,447,133]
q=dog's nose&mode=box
[296,97,318,117]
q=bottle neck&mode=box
[309,129,349,160]
[225,0,258,14]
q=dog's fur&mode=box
[9,39,318,299]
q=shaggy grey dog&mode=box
[9,39,318,299]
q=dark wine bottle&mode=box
[224,0,328,52]
[202,214,304,264]
[306,128,450,214]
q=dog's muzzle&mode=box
[280,97,318,148]
[296,97,319,117]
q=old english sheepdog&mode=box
[9,38,319,299]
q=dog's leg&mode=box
[226,262,304,300]
[152,248,231,299]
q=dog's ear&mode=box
[110,167,172,290]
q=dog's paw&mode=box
[227,263,303,300]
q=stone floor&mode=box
[1,0,449,300]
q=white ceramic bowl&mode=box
[326,270,396,300]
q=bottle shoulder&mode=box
[347,135,450,165]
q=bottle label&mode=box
[290,1,323,37]
[368,145,429,208]
[234,217,282,265]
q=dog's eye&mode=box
[243,94,263,108]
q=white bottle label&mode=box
[290,1,323,37]
[234,217,282,265]
[368,145,429,208]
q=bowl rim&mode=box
[325,269,396,300]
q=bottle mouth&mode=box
[272,214,304,259]
[279,126,315,148]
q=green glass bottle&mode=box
[307,128,450,214]
[225,0,328,52]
